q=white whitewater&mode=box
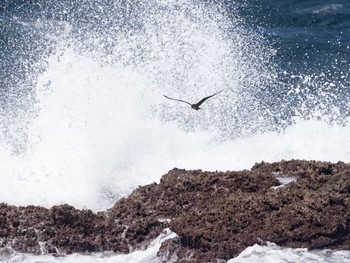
[3,233,350,263]
[229,243,350,263]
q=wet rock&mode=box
[0,203,128,255]
[159,160,350,261]
[2,160,350,262]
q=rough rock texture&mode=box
[158,160,350,262]
[0,204,130,255]
[2,160,350,262]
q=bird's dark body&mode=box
[163,89,224,110]
[191,104,201,111]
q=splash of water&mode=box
[1,0,349,210]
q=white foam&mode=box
[229,243,350,263]
[2,228,178,263]
[4,237,350,263]
[1,0,349,212]
[1,48,350,210]
[0,1,254,210]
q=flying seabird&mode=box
[163,89,224,111]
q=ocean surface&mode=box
[1,0,350,262]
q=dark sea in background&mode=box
[1,0,350,139]
[237,0,350,122]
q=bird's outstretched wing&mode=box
[163,95,192,106]
[196,89,224,106]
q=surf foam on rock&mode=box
[2,160,350,262]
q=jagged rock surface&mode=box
[1,160,350,262]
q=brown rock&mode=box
[0,203,128,255]
[2,160,350,262]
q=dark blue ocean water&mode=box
[1,0,350,144]
[235,0,350,125]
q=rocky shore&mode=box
[1,160,350,262]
